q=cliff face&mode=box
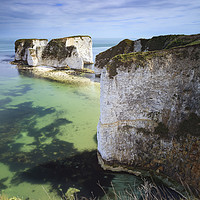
[14,36,93,69]
[94,34,200,76]
[15,39,48,66]
[97,43,200,190]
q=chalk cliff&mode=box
[15,39,48,66]
[97,39,200,191]
[94,34,200,76]
[14,36,93,69]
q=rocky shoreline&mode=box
[11,61,99,86]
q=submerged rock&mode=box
[97,36,200,193]
[94,34,200,76]
[17,66,98,86]
[14,36,93,69]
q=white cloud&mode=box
[0,0,199,38]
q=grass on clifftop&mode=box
[95,39,135,69]
[64,35,92,39]
[106,50,166,78]
[95,34,200,74]
[106,42,200,78]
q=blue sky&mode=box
[0,0,199,39]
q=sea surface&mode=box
[0,38,145,199]
[0,38,180,200]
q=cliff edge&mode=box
[96,34,200,192]
[94,34,200,76]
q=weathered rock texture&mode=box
[94,34,200,76]
[97,41,200,191]
[15,39,48,66]
[15,36,93,69]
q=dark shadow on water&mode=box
[0,101,55,125]
[0,97,12,108]
[73,90,91,100]
[27,118,72,143]
[11,150,114,199]
[0,177,8,190]
[0,101,76,172]
[5,139,77,172]
[3,84,33,97]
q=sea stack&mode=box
[96,34,200,191]
[14,36,93,69]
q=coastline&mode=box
[6,35,199,199]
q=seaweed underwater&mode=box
[0,84,114,199]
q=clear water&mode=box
[0,38,180,200]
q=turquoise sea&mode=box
[0,38,181,200]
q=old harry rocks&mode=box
[14,36,93,69]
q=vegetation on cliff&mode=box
[41,39,77,61]
[64,35,92,39]
[95,34,200,73]
[95,39,135,69]
[106,43,200,78]
[142,34,200,51]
